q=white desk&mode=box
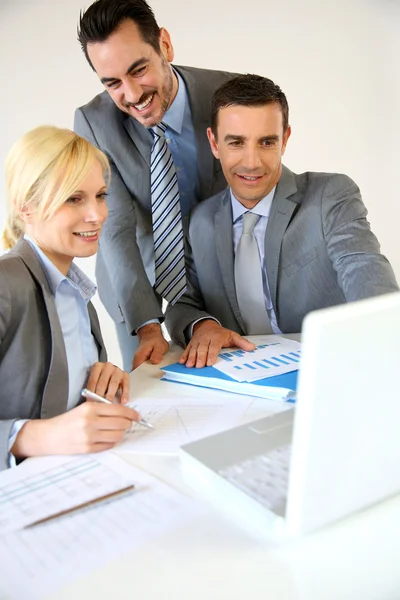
[49,346,400,600]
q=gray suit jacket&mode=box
[0,240,107,471]
[165,166,399,345]
[74,65,235,334]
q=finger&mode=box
[132,345,153,370]
[205,338,224,366]
[148,345,165,365]
[179,345,191,364]
[104,368,125,402]
[95,416,133,432]
[195,342,211,368]
[231,334,256,351]
[185,343,200,368]
[93,362,116,399]
[93,403,140,422]
[86,362,103,392]
[119,373,130,405]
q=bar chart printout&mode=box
[0,453,137,536]
[213,336,301,382]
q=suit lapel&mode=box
[214,191,246,332]
[123,116,153,167]
[265,166,299,316]
[13,240,69,418]
[176,66,217,199]
[88,302,107,362]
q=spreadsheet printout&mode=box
[0,463,202,600]
[0,452,136,535]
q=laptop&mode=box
[180,292,400,539]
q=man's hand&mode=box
[132,323,169,370]
[87,362,130,404]
[179,319,255,368]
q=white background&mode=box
[0,0,399,366]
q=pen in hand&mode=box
[81,388,154,430]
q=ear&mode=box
[19,205,35,224]
[207,127,220,159]
[281,125,291,156]
[159,28,174,62]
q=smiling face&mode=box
[207,103,291,209]
[24,160,108,274]
[87,19,177,128]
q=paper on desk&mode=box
[213,336,301,382]
[0,462,201,600]
[119,396,253,454]
[0,452,137,536]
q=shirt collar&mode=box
[162,68,186,134]
[24,234,96,301]
[230,186,276,223]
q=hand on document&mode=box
[179,320,255,368]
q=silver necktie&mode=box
[234,212,273,334]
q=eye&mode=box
[96,192,108,201]
[229,140,243,147]
[106,81,120,90]
[66,196,81,205]
[133,66,147,77]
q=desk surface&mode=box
[49,344,400,600]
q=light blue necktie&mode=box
[150,123,187,304]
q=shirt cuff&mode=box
[136,318,160,333]
[185,317,221,342]
[8,419,29,468]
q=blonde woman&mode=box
[0,125,140,470]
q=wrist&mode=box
[11,419,52,459]
[193,319,221,334]
[137,322,163,340]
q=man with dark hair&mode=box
[165,74,398,367]
[74,0,235,370]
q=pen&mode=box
[81,388,154,430]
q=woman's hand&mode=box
[11,401,140,459]
[86,361,130,404]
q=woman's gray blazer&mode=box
[0,239,107,470]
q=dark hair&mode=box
[77,0,161,70]
[211,74,289,135]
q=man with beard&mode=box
[75,0,235,370]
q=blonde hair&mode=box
[3,125,110,250]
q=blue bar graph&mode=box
[262,359,281,367]
[244,363,257,370]
[234,366,242,371]
[219,354,233,362]
[281,353,299,363]
[254,361,269,369]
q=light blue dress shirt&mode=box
[8,235,99,466]
[163,69,200,219]
[231,188,281,334]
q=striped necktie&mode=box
[150,123,187,304]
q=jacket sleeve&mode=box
[165,229,214,347]
[0,265,18,470]
[74,108,164,334]
[322,174,399,300]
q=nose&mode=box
[84,198,108,224]
[123,78,143,105]
[242,145,262,171]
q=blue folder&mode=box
[162,362,298,402]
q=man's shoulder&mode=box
[288,168,360,198]
[190,188,229,222]
[175,65,239,94]
[75,89,122,124]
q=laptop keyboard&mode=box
[217,444,291,511]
